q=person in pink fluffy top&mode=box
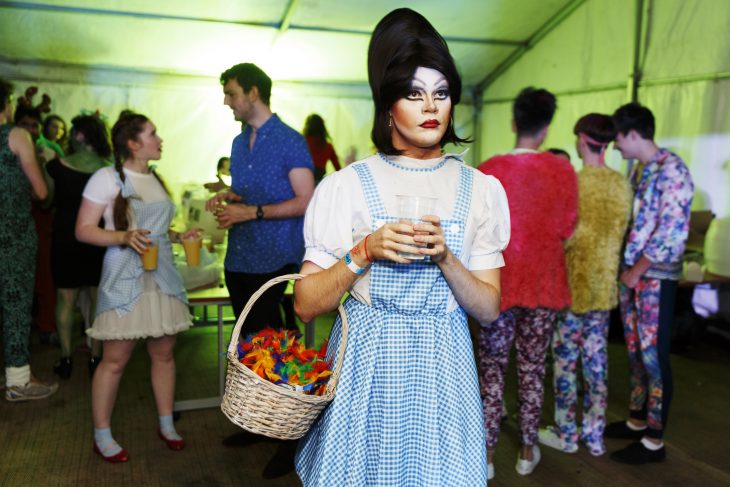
[476,87,578,479]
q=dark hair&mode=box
[220,63,272,106]
[43,114,66,138]
[43,114,69,152]
[217,156,229,172]
[70,114,112,158]
[513,87,556,137]
[111,110,169,231]
[303,114,330,148]
[368,8,469,155]
[0,77,13,112]
[573,113,616,154]
[14,105,42,125]
[546,148,571,161]
[612,102,655,140]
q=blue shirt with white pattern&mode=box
[225,114,314,273]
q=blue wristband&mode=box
[344,250,366,275]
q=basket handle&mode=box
[226,273,349,397]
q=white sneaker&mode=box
[487,462,495,480]
[538,426,578,453]
[580,437,606,456]
[5,380,58,402]
[515,444,541,476]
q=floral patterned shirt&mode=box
[624,148,694,280]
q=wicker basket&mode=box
[220,273,348,440]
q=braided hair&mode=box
[110,110,169,231]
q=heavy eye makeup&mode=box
[405,85,451,101]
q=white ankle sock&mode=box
[6,365,31,387]
[94,427,122,456]
[641,437,664,450]
[626,420,646,431]
[159,415,182,440]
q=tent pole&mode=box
[629,0,651,102]
[471,87,484,165]
[475,0,588,93]
[278,0,301,33]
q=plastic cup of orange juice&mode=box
[141,240,159,271]
[183,235,202,267]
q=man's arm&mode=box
[215,167,314,228]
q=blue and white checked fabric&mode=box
[296,158,488,486]
[96,172,188,316]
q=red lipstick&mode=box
[420,119,440,128]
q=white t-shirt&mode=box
[82,166,169,231]
[303,153,511,311]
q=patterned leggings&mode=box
[551,310,609,446]
[0,241,36,368]
[619,278,677,439]
[478,307,557,449]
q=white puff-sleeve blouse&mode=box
[302,153,510,311]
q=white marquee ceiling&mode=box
[0,0,581,89]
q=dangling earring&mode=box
[388,115,392,127]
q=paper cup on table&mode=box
[396,195,437,260]
[141,239,159,271]
[183,235,202,267]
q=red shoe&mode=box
[93,442,129,463]
[158,429,185,451]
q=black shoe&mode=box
[610,441,666,464]
[604,420,646,440]
[261,440,297,479]
[89,356,101,378]
[53,357,73,379]
[221,431,267,447]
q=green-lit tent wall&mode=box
[1,0,728,217]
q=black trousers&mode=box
[224,264,299,338]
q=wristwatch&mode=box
[256,205,264,220]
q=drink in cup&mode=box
[141,240,159,271]
[183,235,202,267]
[396,195,437,260]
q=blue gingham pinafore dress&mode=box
[296,160,488,486]
[95,172,188,318]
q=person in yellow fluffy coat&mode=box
[538,113,631,457]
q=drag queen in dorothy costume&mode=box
[294,9,510,486]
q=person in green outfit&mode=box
[0,77,57,402]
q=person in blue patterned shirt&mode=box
[206,63,314,335]
[206,63,314,479]
[606,102,694,465]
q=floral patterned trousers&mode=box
[551,310,609,447]
[478,307,558,449]
[619,278,677,439]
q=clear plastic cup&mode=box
[141,239,159,270]
[182,235,202,267]
[396,195,437,260]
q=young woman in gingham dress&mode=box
[293,9,510,486]
[77,112,198,462]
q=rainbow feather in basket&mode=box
[237,328,332,395]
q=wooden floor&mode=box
[1,310,729,486]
